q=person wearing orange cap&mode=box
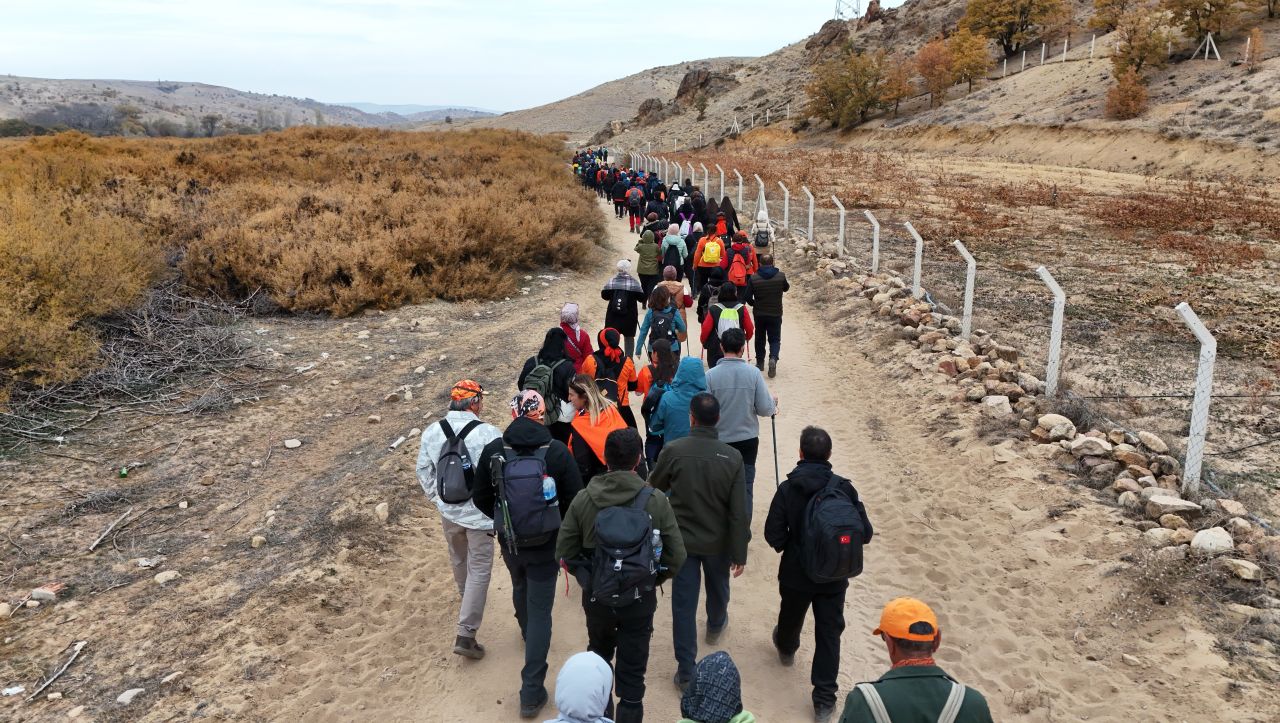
[416,379,503,661]
[837,598,993,723]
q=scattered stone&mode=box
[1159,514,1190,530]
[251,535,267,549]
[1137,431,1168,454]
[965,386,985,402]
[25,600,39,609]
[1048,423,1076,442]
[1171,528,1196,545]
[30,585,59,602]
[161,671,183,684]
[375,502,390,524]
[1218,499,1248,518]
[1122,654,1142,667]
[199,475,216,486]
[154,571,181,585]
[1107,430,1127,445]
[980,395,1013,417]
[1145,496,1201,518]
[938,359,959,377]
[414,366,426,374]
[1155,545,1188,561]
[355,330,370,339]
[1113,449,1148,468]
[47,692,63,700]
[178,500,189,510]
[403,388,414,401]
[1150,455,1181,476]
[1190,527,1234,555]
[1118,491,1140,510]
[384,392,401,403]
[991,345,1019,363]
[367,415,381,424]
[1038,414,1071,430]
[284,439,302,449]
[1069,436,1113,457]
[0,603,10,618]
[117,688,145,705]
[1220,558,1263,581]
[1144,528,1178,547]
[1134,520,1159,532]
[1226,517,1255,541]
[1226,603,1265,623]
[1113,478,1144,495]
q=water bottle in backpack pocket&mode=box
[590,487,657,607]
[435,420,483,504]
[494,446,561,550]
[800,479,867,583]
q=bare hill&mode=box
[0,76,398,133]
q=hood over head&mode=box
[549,651,615,723]
[671,356,708,393]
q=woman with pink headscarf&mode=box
[560,302,594,372]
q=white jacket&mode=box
[416,411,503,530]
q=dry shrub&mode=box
[0,127,602,385]
[1105,69,1149,120]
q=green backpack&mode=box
[523,358,566,426]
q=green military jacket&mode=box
[838,665,993,723]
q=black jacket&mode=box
[611,180,630,201]
[518,355,575,407]
[473,417,583,563]
[745,266,789,317]
[600,287,647,337]
[764,460,872,593]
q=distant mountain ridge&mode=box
[336,102,499,117]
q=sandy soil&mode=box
[3,199,1278,722]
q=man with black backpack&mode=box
[472,390,584,719]
[764,426,874,723]
[415,380,504,661]
[557,428,686,723]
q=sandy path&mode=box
[249,199,1264,723]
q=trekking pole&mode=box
[771,414,780,488]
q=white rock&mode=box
[403,389,414,401]
[414,366,426,374]
[178,500,189,510]
[117,688,146,704]
[1220,558,1263,581]
[251,535,267,549]
[1048,422,1076,442]
[0,603,10,618]
[375,502,390,524]
[161,671,183,684]
[284,439,302,449]
[1218,499,1248,517]
[1122,654,1142,667]
[46,692,62,700]
[1190,527,1234,555]
[1038,414,1073,431]
[1137,431,1168,454]
[1069,436,1113,457]
[980,395,1013,417]
[30,588,57,602]
[24,600,39,609]
[154,571,181,585]
[1140,487,1172,501]
[1155,545,1188,561]
[1145,496,1201,519]
[1118,491,1141,510]
[1143,528,1178,547]
[367,415,382,424]
[408,428,421,438]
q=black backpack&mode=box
[592,351,624,404]
[435,420,483,504]
[754,227,771,248]
[640,376,667,425]
[800,477,867,584]
[662,243,682,271]
[590,487,658,607]
[609,287,630,319]
[492,446,561,551]
[648,308,678,348]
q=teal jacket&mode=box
[839,665,993,723]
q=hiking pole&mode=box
[771,414,780,488]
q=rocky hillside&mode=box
[0,76,400,133]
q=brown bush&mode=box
[1105,69,1149,120]
[0,127,603,386]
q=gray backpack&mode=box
[435,420,482,504]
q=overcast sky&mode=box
[0,0,904,112]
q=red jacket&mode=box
[699,302,754,344]
[561,323,594,372]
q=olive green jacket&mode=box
[838,666,993,723]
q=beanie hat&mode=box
[680,652,743,723]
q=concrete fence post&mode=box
[715,164,725,200]
[904,222,924,299]
[864,210,880,273]
[752,173,768,219]
[1175,302,1216,496]
[1022,50,1027,72]
[1041,43,1047,65]
[802,186,815,243]
[832,196,847,256]
[778,181,790,230]
[700,163,709,193]
[952,240,976,340]
[1003,58,1007,77]
[733,169,744,210]
[1090,35,1096,59]
[1036,266,1065,397]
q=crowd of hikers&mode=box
[413,151,993,723]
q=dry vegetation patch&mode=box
[0,128,602,392]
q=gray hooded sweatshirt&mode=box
[705,356,776,444]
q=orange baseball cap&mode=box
[450,379,487,401]
[872,597,940,642]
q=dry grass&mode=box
[0,127,602,389]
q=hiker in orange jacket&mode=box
[580,329,639,429]
[693,233,726,292]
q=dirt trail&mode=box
[242,200,1268,722]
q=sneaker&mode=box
[755,358,765,371]
[814,704,834,723]
[772,626,795,667]
[673,672,691,692]
[768,358,777,378]
[705,621,728,645]
[452,635,485,660]
[519,690,548,719]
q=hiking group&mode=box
[409,152,994,723]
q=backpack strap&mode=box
[455,420,483,442]
[855,684,892,723]
[439,419,456,440]
[632,486,655,510]
[938,682,966,723]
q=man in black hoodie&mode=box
[473,391,584,719]
[744,253,790,378]
[764,426,873,723]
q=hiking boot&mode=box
[519,690,548,719]
[452,635,485,660]
[814,703,835,723]
[755,358,765,371]
[768,358,777,378]
[673,672,691,692]
[705,621,728,645]
[772,626,794,667]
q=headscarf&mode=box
[537,327,570,362]
[693,222,704,232]
[545,652,614,723]
[510,390,546,422]
[561,303,581,333]
[680,652,743,723]
[597,328,623,363]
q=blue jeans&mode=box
[501,549,558,706]
[671,553,731,680]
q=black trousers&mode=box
[775,582,847,710]
[755,314,782,361]
[584,590,657,723]
[502,551,558,706]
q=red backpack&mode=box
[728,249,748,287]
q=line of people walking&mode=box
[412,157,993,722]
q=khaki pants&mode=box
[441,518,494,638]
